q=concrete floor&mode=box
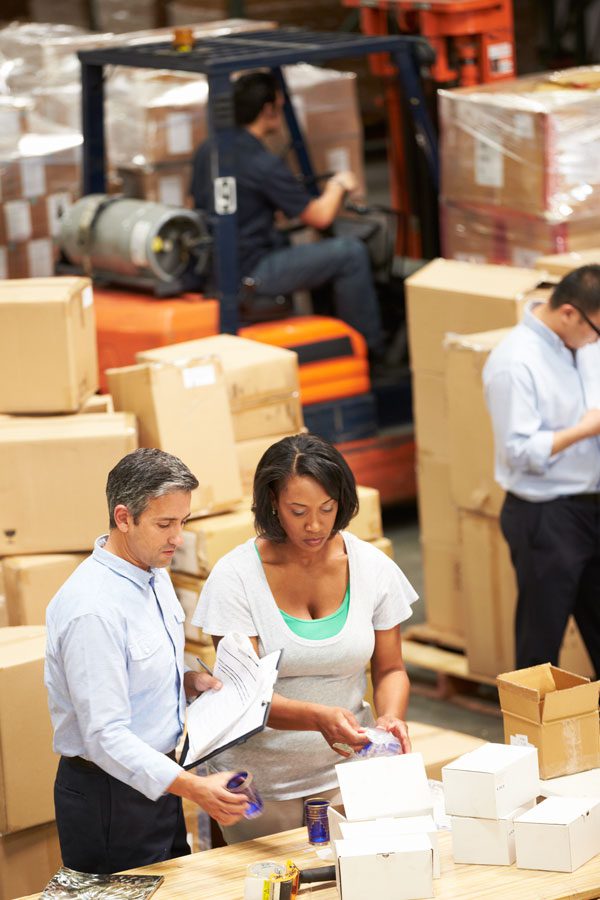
[382,503,504,743]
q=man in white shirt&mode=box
[483,265,600,677]
[45,448,247,873]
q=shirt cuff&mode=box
[526,430,554,473]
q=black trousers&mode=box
[54,757,191,874]
[500,492,600,677]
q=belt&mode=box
[64,749,177,773]
[507,491,600,505]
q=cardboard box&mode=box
[334,753,433,823]
[441,199,600,268]
[0,276,98,414]
[0,413,137,555]
[514,796,600,872]
[411,371,448,461]
[451,800,536,866]
[107,361,242,517]
[346,485,383,542]
[445,329,512,517]
[0,239,56,280]
[439,68,600,219]
[0,626,58,833]
[421,540,464,641]
[459,510,515,678]
[497,663,600,779]
[405,259,543,376]
[417,456,460,545]
[169,572,211,645]
[334,834,434,900]
[1,193,73,244]
[79,393,115,415]
[235,432,298,497]
[3,554,86,626]
[0,820,62,900]
[442,743,539,819]
[336,815,440,879]
[137,334,300,415]
[118,160,194,208]
[534,247,600,275]
[230,395,304,443]
[171,507,256,577]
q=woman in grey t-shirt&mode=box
[192,432,417,842]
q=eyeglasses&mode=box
[571,303,600,338]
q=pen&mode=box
[196,656,214,677]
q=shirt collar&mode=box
[523,300,571,355]
[92,535,158,589]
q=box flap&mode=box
[442,742,536,774]
[517,796,600,826]
[335,753,432,821]
[497,664,557,721]
[405,258,544,300]
[336,833,432,857]
[542,681,600,721]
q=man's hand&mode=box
[328,170,358,194]
[168,770,248,825]
[315,706,369,756]
[375,714,411,754]
[183,670,222,701]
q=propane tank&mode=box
[59,195,210,285]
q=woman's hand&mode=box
[316,706,369,756]
[375,714,411,754]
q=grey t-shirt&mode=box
[192,531,418,800]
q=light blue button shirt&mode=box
[483,304,600,501]
[45,536,186,801]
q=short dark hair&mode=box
[106,448,199,529]
[252,433,359,542]
[234,71,278,126]
[549,264,600,314]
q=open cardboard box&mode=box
[328,754,436,897]
[497,664,600,779]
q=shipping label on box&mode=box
[497,663,600,779]
[442,743,539,819]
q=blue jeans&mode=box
[250,236,384,353]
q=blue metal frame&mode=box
[78,29,438,334]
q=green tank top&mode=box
[254,542,350,639]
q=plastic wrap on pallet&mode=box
[92,0,164,34]
[439,66,600,221]
[440,199,600,268]
[167,0,347,31]
[0,132,81,279]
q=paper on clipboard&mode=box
[183,632,280,766]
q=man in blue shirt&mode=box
[45,448,248,873]
[483,265,600,677]
[190,71,385,361]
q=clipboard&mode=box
[179,639,282,770]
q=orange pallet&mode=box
[94,288,219,392]
[239,315,370,406]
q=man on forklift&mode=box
[190,70,387,370]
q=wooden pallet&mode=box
[403,626,501,717]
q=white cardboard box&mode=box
[442,743,539,819]
[515,796,600,872]
[335,834,434,900]
[335,753,434,823]
[337,816,440,878]
[450,800,535,866]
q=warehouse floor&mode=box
[383,503,504,744]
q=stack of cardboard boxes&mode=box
[440,67,600,267]
[0,276,139,899]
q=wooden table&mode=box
[18,826,600,899]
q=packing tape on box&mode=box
[243,861,297,900]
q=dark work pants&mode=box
[250,236,384,353]
[54,757,191,874]
[500,492,600,677]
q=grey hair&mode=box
[106,448,199,528]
